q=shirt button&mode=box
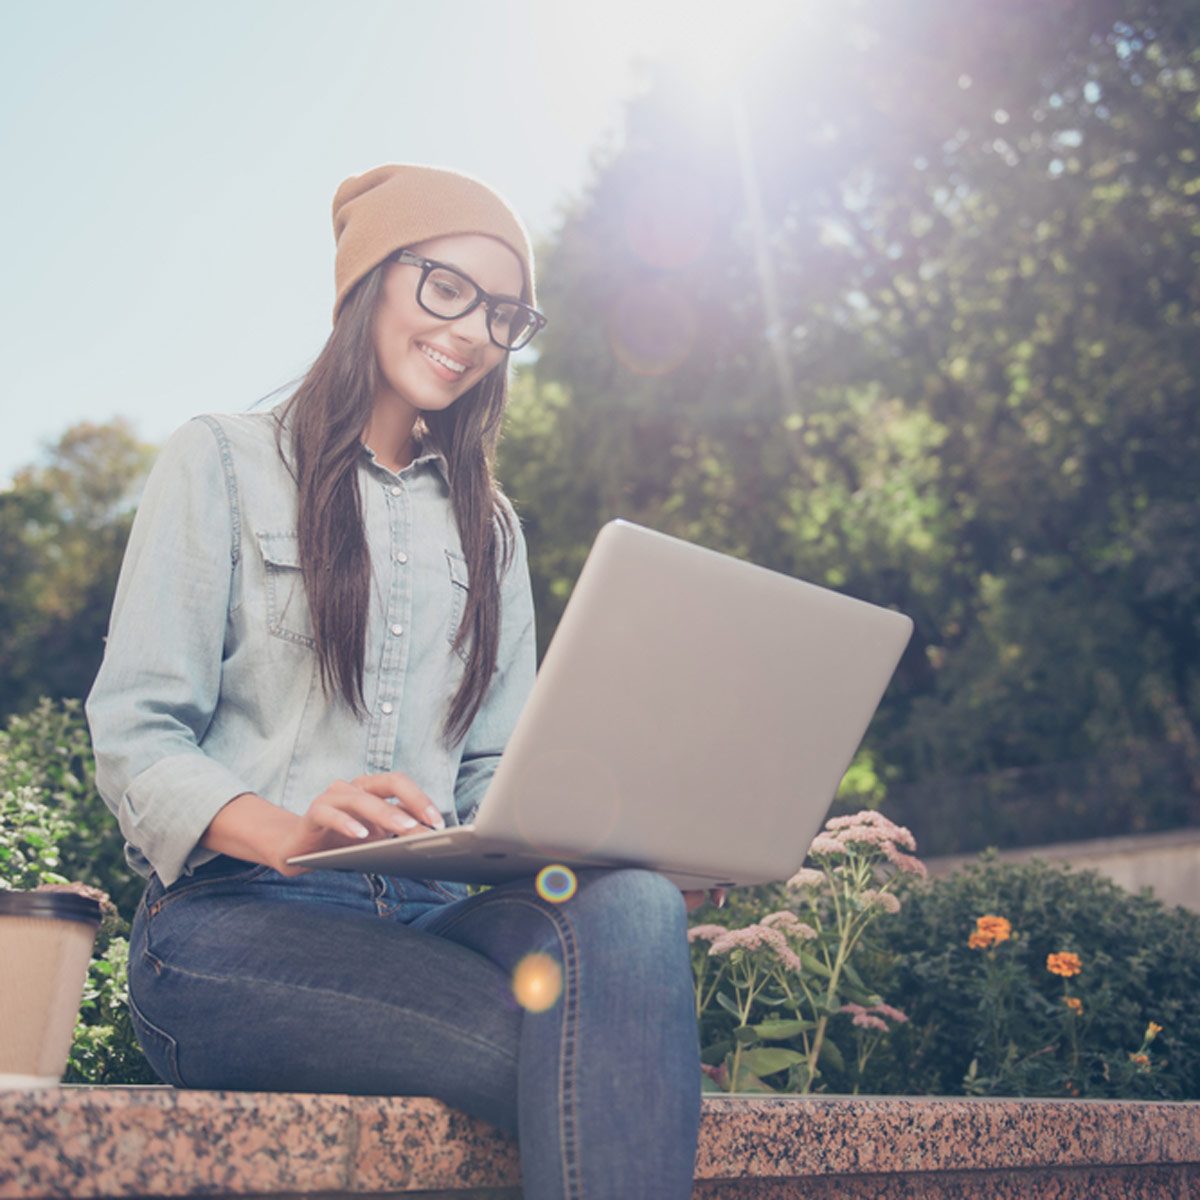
[394,550,408,564]
[381,702,394,715]
[389,485,402,496]
[390,624,403,636]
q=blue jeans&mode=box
[127,856,701,1199]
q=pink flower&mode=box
[786,867,825,890]
[707,924,805,974]
[840,1001,907,1030]
[860,889,902,914]
[761,911,818,940]
[804,811,928,879]
[808,834,845,857]
[881,845,928,878]
[687,924,729,944]
[840,1005,889,1031]
[828,811,917,851]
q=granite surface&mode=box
[0,1087,1197,1198]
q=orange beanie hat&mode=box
[331,164,536,323]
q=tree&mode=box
[498,0,1200,847]
[0,420,154,718]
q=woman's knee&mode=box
[575,867,689,941]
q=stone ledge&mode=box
[1,1086,1197,1199]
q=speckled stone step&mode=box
[2,1087,1198,1198]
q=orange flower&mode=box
[1129,1052,1150,1070]
[1146,1022,1163,1040]
[1063,996,1083,1015]
[968,915,1012,950]
[1046,952,1082,978]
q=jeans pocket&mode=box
[127,989,187,1088]
[422,877,470,903]
[148,858,273,918]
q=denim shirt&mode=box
[85,409,536,888]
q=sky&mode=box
[0,0,708,483]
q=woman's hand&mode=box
[682,888,727,913]
[275,772,444,877]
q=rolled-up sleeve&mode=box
[86,418,253,887]
[452,514,537,823]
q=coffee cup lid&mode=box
[0,890,103,926]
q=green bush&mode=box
[0,698,154,1083]
[860,855,1199,1099]
[687,851,1197,1099]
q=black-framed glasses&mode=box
[392,250,547,352]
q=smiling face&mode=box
[370,233,525,421]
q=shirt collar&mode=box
[271,401,450,487]
[360,439,451,486]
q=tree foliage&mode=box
[499,0,1200,846]
[0,420,153,720]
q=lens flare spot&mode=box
[623,168,716,270]
[512,952,563,1013]
[536,864,578,903]
[607,281,698,376]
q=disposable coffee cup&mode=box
[0,890,102,1088]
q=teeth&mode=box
[420,344,467,374]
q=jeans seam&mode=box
[142,956,518,1066]
[559,903,581,1200]
[432,893,582,1199]
[421,878,466,903]
[127,987,186,1088]
[131,888,186,1088]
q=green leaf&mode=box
[753,1018,816,1040]
[818,1038,846,1073]
[729,1064,778,1093]
[716,991,743,1019]
[799,951,832,979]
[701,1073,725,1093]
[838,984,879,1007]
[841,960,868,991]
[733,1025,758,1045]
[742,1048,808,1075]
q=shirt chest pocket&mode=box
[257,531,316,649]
[445,548,470,663]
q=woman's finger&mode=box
[353,772,445,830]
[308,800,372,841]
[322,779,433,836]
[306,792,402,843]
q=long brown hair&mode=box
[276,259,516,745]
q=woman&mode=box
[86,164,719,1200]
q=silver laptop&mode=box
[288,520,913,889]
